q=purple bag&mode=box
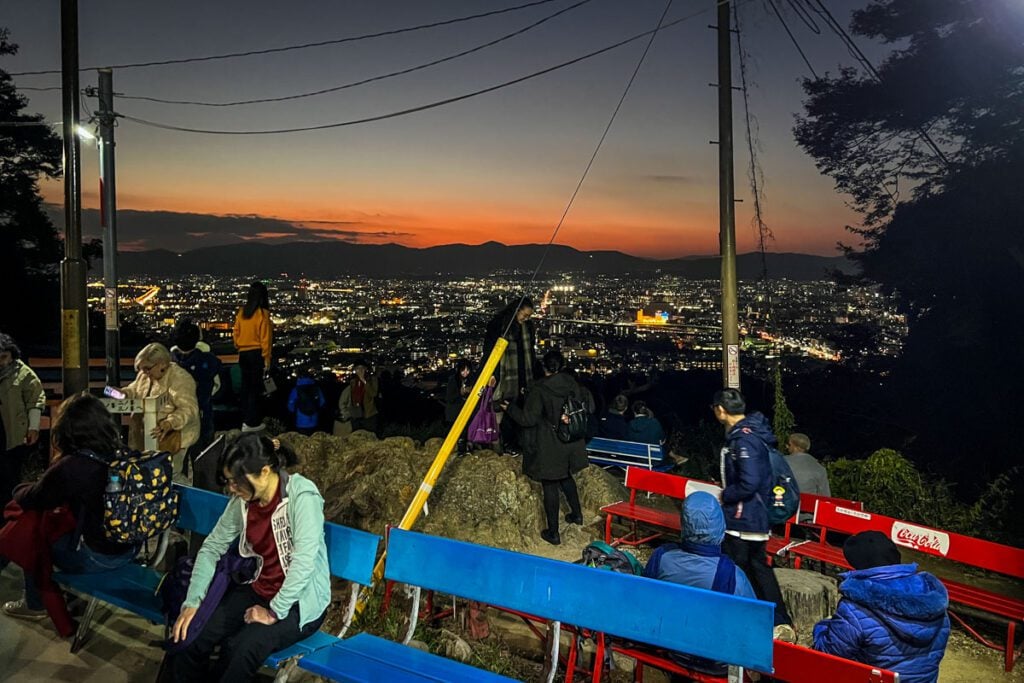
[467,386,499,445]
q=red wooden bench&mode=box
[765,493,865,568]
[595,634,899,682]
[600,468,720,546]
[814,500,1024,671]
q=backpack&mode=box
[555,392,589,443]
[80,449,180,545]
[764,446,801,525]
[580,540,643,576]
[295,383,320,415]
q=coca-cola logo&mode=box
[891,522,950,556]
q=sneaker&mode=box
[540,529,561,546]
[564,513,584,525]
[2,599,47,621]
[773,624,797,643]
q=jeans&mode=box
[172,584,325,682]
[24,532,137,610]
[721,534,792,627]
[237,350,264,428]
[541,477,581,535]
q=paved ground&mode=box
[0,564,164,682]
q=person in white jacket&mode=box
[122,343,199,482]
[0,332,45,511]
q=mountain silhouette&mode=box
[116,241,852,280]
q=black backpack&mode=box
[80,449,180,545]
[555,392,589,443]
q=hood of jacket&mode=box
[536,371,581,399]
[727,412,776,448]
[681,491,726,545]
[840,563,949,647]
[295,377,317,388]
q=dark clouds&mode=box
[45,206,412,251]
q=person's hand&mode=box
[151,419,173,440]
[172,606,198,643]
[244,605,278,625]
[487,376,496,388]
[24,430,39,446]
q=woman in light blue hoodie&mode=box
[171,434,330,682]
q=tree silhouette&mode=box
[0,28,64,347]
[794,0,1024,486]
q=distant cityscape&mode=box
[87,273,907,385]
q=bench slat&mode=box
[386,529,775,672]
[54,564,164,624]
[298,633,516,682]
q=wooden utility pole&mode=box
[717,0,740,389]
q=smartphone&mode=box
[104,386,126,400]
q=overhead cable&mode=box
[502,0,675,338]
[111,0,594,108]
[9,0,565,77]
[118,1,745,136]
[766,0,818,78]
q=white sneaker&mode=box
[773,624,797,643]
[2,599,47,621]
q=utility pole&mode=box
[60,0,89,397]
[97,68,120,386]
[717,0,740,389]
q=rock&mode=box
[438,630,474,663]
[775,567,839,642]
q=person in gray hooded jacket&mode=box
[504,350,594,546]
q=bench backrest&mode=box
[800,492,863,515]
[385,529,775,672]
[813,500,1024,580]
[588,438,663,461]
[772,641,899,683]
[174,485,381,585]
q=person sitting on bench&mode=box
[643,490,756,676]
[170,434,330,682]
[813,531,950,683]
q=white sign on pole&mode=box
[726,343,740,388]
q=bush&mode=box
[827,449,1020,545]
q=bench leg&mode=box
[70,596,99,654]
[604,514,612,544]
[1007,621,1017,672]
[273,659,297,683]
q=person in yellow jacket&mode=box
[122,343,199,482]
[0,332,45,511]
[233,281,273,431]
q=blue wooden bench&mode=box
[55,484,380,681]
[296,529,775,682]
[586,436,672,471]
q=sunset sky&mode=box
[5,0,884,257]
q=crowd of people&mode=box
[0,292,953,682]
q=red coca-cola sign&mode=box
[891,522,950,556]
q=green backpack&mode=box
[580,540,644,576]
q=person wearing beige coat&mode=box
[122,343,199,481]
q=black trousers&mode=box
[721,534,792,627]
[0,444,31,511]
[541,477,581,535]
[172,585,325,682]
[237,350,264,428]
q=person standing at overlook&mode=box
[0,332,45,512]
[485,297,538,454]
[233,282,273,433]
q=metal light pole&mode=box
[60,0,89,397]
[717,0,740,390]
[97,68,120,386]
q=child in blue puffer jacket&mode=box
[814,531,950,683]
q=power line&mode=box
[503,0,675,339]
[118,2,740,136]
[110,0,594,108]
[784,0,822,34]
[0,120,59,127]
[766,0,818,78]
[9,0,565,77]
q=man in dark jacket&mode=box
[814,531,950,683]
[712,388,795,641]
[504,350,594,546]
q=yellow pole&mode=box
[356,338,508,613]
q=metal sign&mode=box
[726,343,740,388]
